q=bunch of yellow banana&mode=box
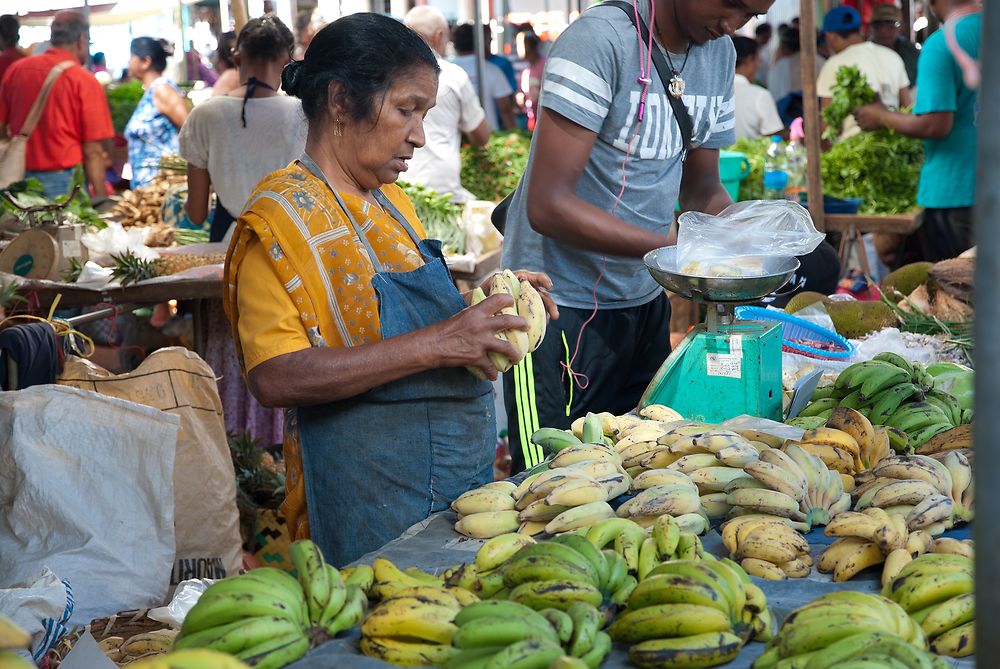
[915,423,972,456]
[615,470,708,530]
[451,480,523,539]
[360,585,471,667]
[818,507,916,584]
[754,630,950,669]
[97,629,179,666]
[467,269,547,375]
[730,443,850,529]
[853,451,973,535]
[445,600,611,669]
[125,649,252,668]
[720,515,812,580]
[340,564,376,598]
[752,591,928,669]
[371,558,480,608]
[881,551,975,657]
[611,559,772,668]
[0,616,32,669]
[786,406,891,480]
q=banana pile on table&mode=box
[97,629,178,665]
[610,559,773,668]
[752,591,939,669]
[785,407,893,478]
[614,470,708,534]
[853,451,973,534]
[882,551,975,657]
[174,540,365,668]
[794,353,973,450]
[720,515,813,580]
[819,507,923,583]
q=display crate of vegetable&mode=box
[397,181,466,255]
[105,81,145,135]
[821,130,922,215]
[460,131,532,202]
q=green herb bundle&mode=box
[1,168,104,228]
[822,65,876,142]
[398,181,466,255]
[820,130,923,214]
[460,131,532,202]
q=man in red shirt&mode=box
[0,11,113,199]
[0,15,26,82]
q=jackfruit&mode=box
[826,300,899,339]
[784,291,831,314]
[880,262,933,300]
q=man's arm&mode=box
[185,165,212,225]
[524,108,673,257]
[679,148,732,215]
[899,86,913,109]
[496,96,516,131]
[82,140,109,199]
[853,103,953,139]
[465,120,490,147]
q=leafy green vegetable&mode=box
[822,65,876,142]
[397,181,466,255]
[1,167,103,228]
[727,137,771,201]
[460,131,532,202]
[105,81,145,135]
[821,130,922,214]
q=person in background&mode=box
[853,0,979,263]
[754,22,773,83]
[179,16,303,451]
[451,23,516,131]
[0,15,26,83]
[225,13,555,562]
[733,36,784,139]
[0,11,112,199]
[483,23,518,124]
[211,31,239,97]
[403,6,489,202]
[293,9,324,59]
[817,5,910,140]
[869,3,919,90]
[124,37,188,188]
[518,32,545,131]
[768,27,824,125]
[90,51,112,85]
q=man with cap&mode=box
[870,4,919,88]
[816,4,911,140]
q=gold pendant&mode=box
[669,74,685,98]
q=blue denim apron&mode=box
[295,154,495,567]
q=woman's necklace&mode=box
[655,21,692,98]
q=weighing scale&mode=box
[639,247,800,423]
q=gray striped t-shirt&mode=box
[501,3,736,309]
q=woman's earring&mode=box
[334,118,344,137]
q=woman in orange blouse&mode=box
[224,13,556,566]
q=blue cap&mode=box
[823,5,862,33]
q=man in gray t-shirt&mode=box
[502,0,774,473]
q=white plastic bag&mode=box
[80,222,158,266]
[676,200,824,275]
[0,568,72,662]
[0,385,179,626]
[147,579,214,629]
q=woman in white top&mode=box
[180,15,306,242]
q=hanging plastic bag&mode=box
[675,200,824,276]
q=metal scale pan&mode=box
[643,246,800,305]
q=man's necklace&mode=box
[655,21,692,98]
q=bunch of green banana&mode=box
[125,649,252,668]
[720,515,812,580]
[819,506,911,583]
[500,537,607,611]
[882,551,975,657]
[0,616,32,669]
[611,559,772,668]
[467,269,547,376]
[360,587,471,667]
[444,600,611,669]
[174,567,312,668]
[804,354,969,448]
[730,443,849,529]
[289,540,368,637]
[853,451,972,533]
[752,591,927,669]
[766,631,950,669]
[341,564,376,597]
[436,533,538,600]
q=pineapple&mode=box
[110,251,227,285]
[110,252,159,286]
[154,253,226,276]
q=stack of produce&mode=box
[397,181,465,255]
[109,249,227,286]
[175,540,365,668]
[360,584,471,667]
[853,450,973,534]
[367,558,479,605]
[0,615,32,669]
[468,270,548,376]
[446,600,612,669]
[610,559,773,668]
[785,408,891,480]
[797,355,972,449]
[752,591,933,669]
[97,629,178,665]
[756,630,949,669]
[460,131,531,202]
[110,172,185,227]
[614,469,707,533]
[818,507,921,584]
[720,515,813,580]
[128,649,252,668]
[729,443,850,528]
[882,551,975,657]
[585,515,709,586]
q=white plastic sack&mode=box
[147,578,213,629]
[0,385,179,626]
[80,222,158,266]
[676,200,824,275]
[0,568,72,661]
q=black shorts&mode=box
[503,293,672,474]
[894,207,975,268]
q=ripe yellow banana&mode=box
[545,478,610,506]
[475,533,536,572]
[454,510,521,538]
[638,404,684,422]
[633,468,697,489]
[0,617,30,650]
[451,487,515,515]
[740,557,787,580]
[122,629,178,656]
[516,278,547,352]
[360,635,456,667]
[544,501,616,534]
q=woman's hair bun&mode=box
[281,60,304,97]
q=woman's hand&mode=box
[432,293,528,381]
[476,269,560,321]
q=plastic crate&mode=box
[734,305,856,360]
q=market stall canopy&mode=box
[15,0,202,26]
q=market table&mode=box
[286,512,974,669]
[824,212,921,278]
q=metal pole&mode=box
[975,0,999,663]
[472,3,487,111]
[799,0,825,231]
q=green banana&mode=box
[838,388,867,410]
[929,619,974,657]
[614,522,649,573]
[920,593,974,639]
[341,564,375,594]
[453,600,554,629]
[637,537,659,580]
[646,561,737,623]
[603,549,629,593]
[511,543,601,586]
[608,603,732,643]
[868,383,922,425]
[835,361,887,391]
[503,555,598,590]
[891,571,974,613]
[861,366,912,401]
[610,575,639,607]
[234,631,309,669]
[625,573,727,615]
[323,584,366,636]
[811,384,838,401]
[453,616,561,649]
[550,534,610,592]
[484,638,565,669]
[627,631,742,668]
[174,615,304,654]
[799,398,840,417]
[444,646,506,669]
[586,517,640,549]
[873,352,914,376]
[290,539,336,626]
[582,413,604,444]
[804,631,901,669]
[909,422,954,448]
[887,403,951,433]
[539,608,574,644]
[885,426,911,453]
[181,584,305,635]
[653,515,681,557]
[579,631,612,669]
[509,579,604,612]
[567,601,601,658]
[531,428,582,454]
[700,560,747,623]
